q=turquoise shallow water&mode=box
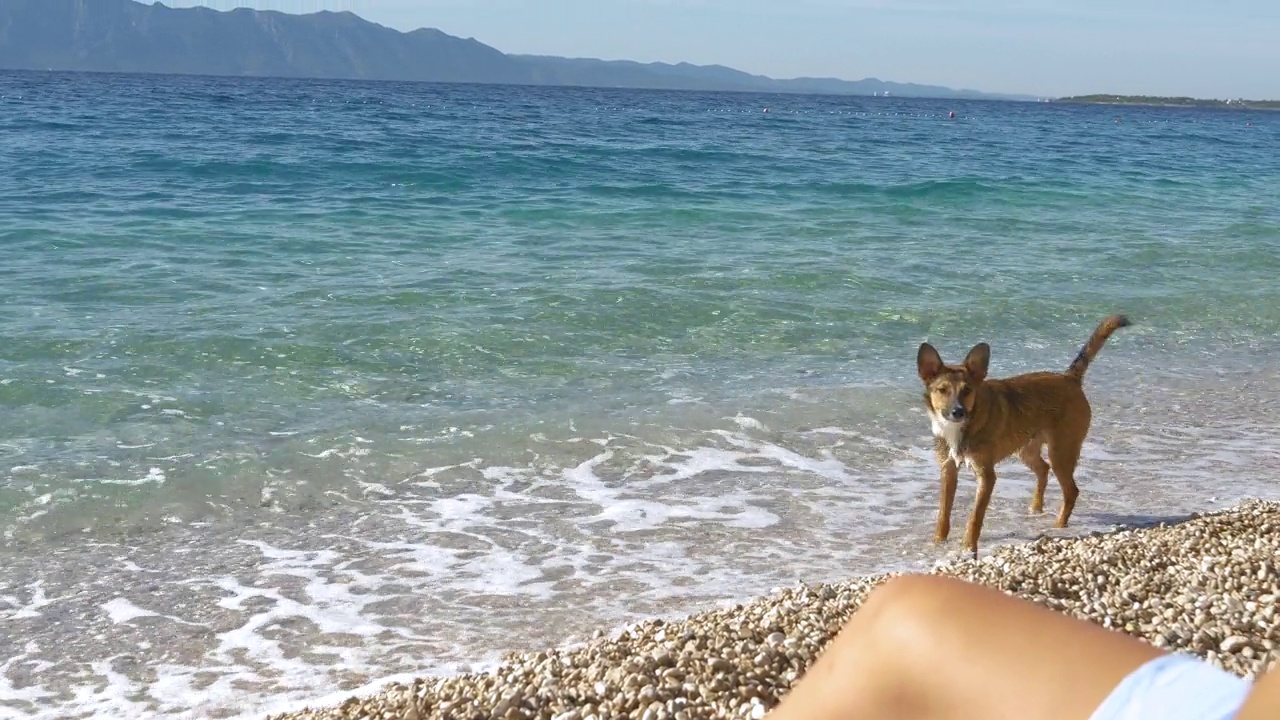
[1,71,1279,718]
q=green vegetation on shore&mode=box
[1056,94,1280,110]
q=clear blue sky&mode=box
[164,1,1280,99]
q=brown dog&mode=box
[915,314,1131,555]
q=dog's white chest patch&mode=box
[929,412,967,466]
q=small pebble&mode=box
[266,500,1280,720]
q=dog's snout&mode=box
[947,405,966,421]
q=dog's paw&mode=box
[935,547,978,565]
[942,545,977,563]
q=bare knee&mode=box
[852,574,973,646]
[865,574,955,609]
[803,573,989,712]
[866,573,973,606]
[792,576,969,715]
[770,577,965,719]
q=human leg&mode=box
[766,574,1165,720]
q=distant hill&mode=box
[0,0,1030,100]
[0,0,526,84]
[516,55,1024,99]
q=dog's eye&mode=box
[958,386,971,397]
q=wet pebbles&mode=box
[266,499,1280,720]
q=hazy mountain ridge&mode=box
[0,0,1032,99]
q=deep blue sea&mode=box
[1,70,1279,719]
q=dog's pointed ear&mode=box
[964,342,990,382]
[917,342,944,382]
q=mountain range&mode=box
[0,0,1032,100]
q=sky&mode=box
[162,1,1280,99]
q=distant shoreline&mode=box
[1055,94,1280,111]
[2,68,1273,110]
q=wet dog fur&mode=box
[916,314,1131,555]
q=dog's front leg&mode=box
[934,455,959,543]
[962,462,997,556]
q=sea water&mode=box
[1,71,1278,719]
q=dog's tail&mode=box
[1064,314,1132,381]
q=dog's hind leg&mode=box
[1018,441,1051,515]
[1047,439,1083,528]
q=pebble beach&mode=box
[267,498,1280,720]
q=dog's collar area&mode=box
[929,411,968,465]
